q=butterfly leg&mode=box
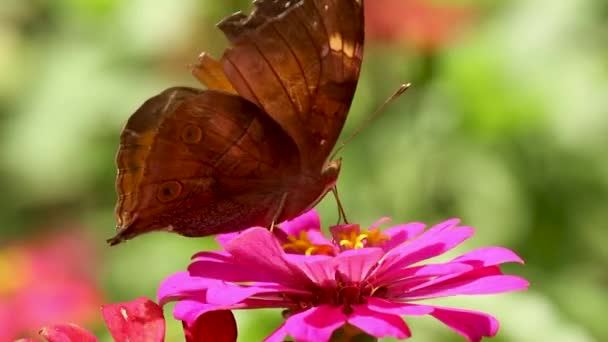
[270,192,289,232]
[331,187,349,224]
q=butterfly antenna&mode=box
[330,83,411,160]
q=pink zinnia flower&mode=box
[0,229,103,341]
[159,210,529,342]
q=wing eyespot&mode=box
[181,124,204,144]
[157,180,183,203]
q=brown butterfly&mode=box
[108,0,365,245]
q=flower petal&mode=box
[216,232,244,248]
[452,246,524,266]
[279,209,322,235]
[287,248,384,286]
[101,297,165,342]
[377,219,473,274]
[368,217,392,230]
[191,251,232,262]
[284,306,347,342]
[183,310,237,342]
[158,272,222,305]
[334,248,384,283]
[225,228,312,287]
[375,262,473,286]
[430,306,499,342]
[274,209,333,248]
[205,282,280,306]
[288,257,336,287]
[403,267,529,300]
[174,299,221,324]
[264,323,288,342]
[348,305,411,339]
[365,298,434,316]
[381,222,426,251]
[38,323,98,342]
[188,259,272,283]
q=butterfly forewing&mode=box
[111,0,365,244]
[218,0,364,170]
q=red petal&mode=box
[38,323,98,342]
[183,310,237,342]
[101,297,165,342]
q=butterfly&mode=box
[108,0,365,245]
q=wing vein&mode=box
[250,41,304,123]
[270,23,312,99]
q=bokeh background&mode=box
[1,0,607,341]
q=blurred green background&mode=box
[1,0,607,341]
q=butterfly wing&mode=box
[216,0,365,170]
[111,87,300,244]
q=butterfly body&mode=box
[110,0,364,244]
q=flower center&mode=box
[282,231,334,256]
[338,230,367,249]
[363,229,390,247]
[337,229,390,250]
[285,271,373,317]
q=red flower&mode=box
[18,297,237,342]
[366,0,475,52]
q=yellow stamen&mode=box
[282,231,333,256]
[363,229,390,247]
[338,230,367,250]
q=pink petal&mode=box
[174,299,217,324]
[225,228,312,288]
[205,283,280,305]
[378,220,473,274]
[38,323,98,342]
[183,310,236,342]
[348,305,411,339]
[284,253,333,264]
[287,248,384,287]
[191,250,232,262]
[375,262,473,286]
[403,268,529,300]
[275,209,332,247]
[101,297,165,342]
[430,306,499,342]
[264,323,288,342]
[188,259,275,283]
[381,222,426,251]
[289,257,337,287]
[158,272,222,305]
[334,248,384,283]
[216,232,244,248]
[369,217,392,230]
[365,298,434,316]
[162,274,304,308]
[452,247,524,266]
[284,306,347,342]
[278,209,321,235]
